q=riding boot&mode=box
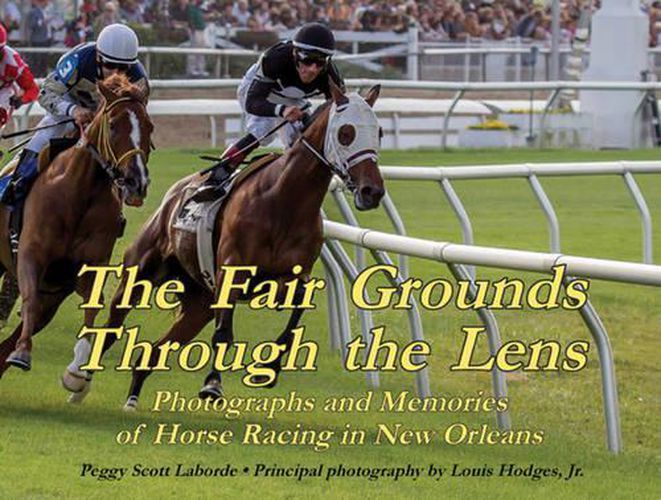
[8,201,23,256]
[190,133,258,203]
[1,150,39,206]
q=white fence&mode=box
[380,161,660,264]
[13,79,655,150]
[18,35,661,81]
[321,160,661,454]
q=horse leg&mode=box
[124,289,213,411]
[199,265,241,400]
[63,246,168,400]
[60,271,107,398]
[0,273,19,329]
[6,251,50,370]
[0,290,69,377]
[198,307,234,399]
[0,324,20,378]
[256,282,308,388]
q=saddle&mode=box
[172,152,281,290]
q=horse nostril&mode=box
[360,185,374,199]
[125,177,138,191]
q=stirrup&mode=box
[8,229,19,255]
[190,183,226,203]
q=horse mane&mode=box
[101,73,147,103]
[302,99,333,134]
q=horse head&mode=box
[92,74,153,207]
[324,79,385,211]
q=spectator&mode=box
[27,0,53,76]
[79,0,97,19]
[9,0,653,50]
[442,3,467,41]
[64,15,93,47]
[464,10,483,38]
[254,1,271,27]
[232,0,251,27]
[514,8,543,38]
[3,0,22,43]
[94,2,120,36]
[487,3,511,40]
[177,0,208,77]
[219,3,237,26]
[121,0,145,24]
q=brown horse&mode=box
[63,80,384,409]
[0,74,153,376]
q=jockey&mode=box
[1,23,149,206]
[0,24,39,129]
[192,22,344,201]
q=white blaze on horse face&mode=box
[324,93,380,174]
[128,110,148,191]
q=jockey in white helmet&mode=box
[1,24,149,211]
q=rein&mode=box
[300,137,356,192]
[299,97,378,193]
[82,96,147,187]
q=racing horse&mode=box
[62,79,383,409]
[0,73,153,376]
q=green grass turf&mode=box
[0,148,658,499]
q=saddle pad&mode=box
[0,155,19,200]
[171,152,282,291]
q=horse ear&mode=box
[97,80,116,104]
[328,77,347,106]
[364,84,381,108]
[136,80,150,104]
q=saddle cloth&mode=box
[0,138,78,203]
[0,155,19,200]
[172,152,281,291]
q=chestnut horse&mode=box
[63,81,384,409]
[0,74,153,376]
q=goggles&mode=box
[100,60,132,72]
[295,50,329,68]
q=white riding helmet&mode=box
[97,24,139,65]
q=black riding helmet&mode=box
[292,23,335,67]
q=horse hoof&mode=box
[61,369,91,393]
[123,396,138,412]
[252,374,278,389]
[198,382,223,400]
[65,378,92,404]
[6,350,31,371]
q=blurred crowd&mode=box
[1,0,660,49]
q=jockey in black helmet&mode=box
[192,22,344,201]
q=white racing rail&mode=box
[321,162,661,454]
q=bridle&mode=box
[299,97,379,193]
[301,136,357,192]
[82,96,149,189]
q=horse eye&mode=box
[338,124,356,146]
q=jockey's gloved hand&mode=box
[9,96,22,110]
[73,106,94,127]
[300,111,312,129]
[283,106,305,123]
